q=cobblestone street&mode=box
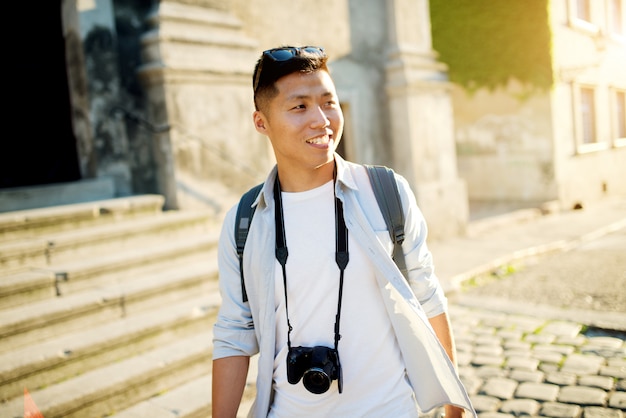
[448,305,625,417]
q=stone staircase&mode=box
[0,195,255,417]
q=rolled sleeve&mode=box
[396,176,448,318]
[212,205,259,359]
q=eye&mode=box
[292,104,306,110]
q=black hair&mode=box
[253,47,329,112]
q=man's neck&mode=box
[276,161,335,192]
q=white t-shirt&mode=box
[269,180,417,418]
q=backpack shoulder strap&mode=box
[364,165,408,279]
[235,183,263,302]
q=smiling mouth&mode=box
[306,135,332,145]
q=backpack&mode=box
[235,165,406,302]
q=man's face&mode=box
[253,70,344,179]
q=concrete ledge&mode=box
[0,178,116,213]
[0,194,165,240]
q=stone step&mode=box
[0,195,229,416]
[0,255,218,354]
[0,178,116,213]
[0,209,213,274]
[0,329,215,418]
[0,292,221,403]
[110,375,214,418]
[0,194,165,240]
[110,356,259,418]
[0,232,219,310]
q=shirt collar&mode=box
[334,153,358,192]
[255,154,358,209]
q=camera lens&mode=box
[302,367,331,394]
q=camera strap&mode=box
[274,173,348,353]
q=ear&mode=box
[253,110,268,135]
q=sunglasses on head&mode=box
[253,46,326,92]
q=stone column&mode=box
[385,0,468,238]
[138,0,262,210]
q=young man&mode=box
[212,46,475,418]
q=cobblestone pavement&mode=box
[447,304,626,418]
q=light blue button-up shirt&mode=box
[213,155,475,418]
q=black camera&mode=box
[286,346,342,394]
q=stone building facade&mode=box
[2,0,467,239]
[444,0,626,210]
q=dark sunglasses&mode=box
[253,46,326,92]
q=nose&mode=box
[310,106,330,129]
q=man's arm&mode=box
[212,355,250,418]
[429,312,466,418]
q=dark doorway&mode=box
[1,2,81,189]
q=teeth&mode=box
[306,136,329,144]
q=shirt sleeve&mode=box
[395,175,449,318]
[212,204,260,360]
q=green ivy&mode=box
[429,0,554,94]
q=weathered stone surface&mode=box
[558,386,607,406]
[473,355,505,367]
[541,363,562,373]
[506,356,540,371]
[457,351,473,367]
[504,349,532,359]
[475,344,505,357]
[583,406,624,418]
[516,382,560,402]
[578,375,615,391]
[504,340,532,351]
[497,330,524,341]
[546,371,578,386]
[470,395,501,412]
[541,401,582,418]
[600,365,626,379]
[561,354,605,375]
[541,321,583,338]
[500,398,541,416]
[582,346,626,358]
[556,335,587,347]
[477,412,515,418]
[473,326,498,337]
[482,377,518,400]
[533,350,565,364]
[608,359,626,368]
[526,333,557,344]
[460,374,484,395]
[509,369,544,383]
[585,337,624,349]
[476,335,503,346]
[474,366,509,379]
[507,316,545,333]
[608,391,626,409]
[535,343,577,356]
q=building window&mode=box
[568,0,598,34]
[616,90,626,139]
[610,0,624,35]
[580,87,596,144]
[576,0,591,22]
